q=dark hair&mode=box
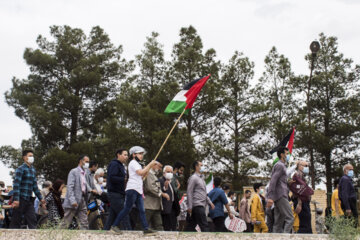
[277,147,289,159]
[334,178,340,188]
[52,179,64,193]
[42,181,51,188]
[116,149,128,157]
[214,177,222,187]
[89,161,98,169]
[222,184,230,191]
[78,155,88,162]
[174,161,185,170]
[192,161,200,170]
[22,149,33,157]
[228,191,235,198]
[245,190,251,194]
[253,183,263,192]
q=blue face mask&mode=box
[200,166,205,173]
[286,155,290,162]
[303,167,309,175]
[347,170,354,178]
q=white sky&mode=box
[0,0,359,186]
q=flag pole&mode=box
[153,108,187,162]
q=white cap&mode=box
[129,146,146,156]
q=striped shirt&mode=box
[13,163,42,201]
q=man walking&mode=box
[185,160,215,232]
[251,183,268,233]
[266,147,294,233]
[110,146,158,235]
[171,161,185,199]
[159,165,180,231]
[208,177,233,232]
[239,190,252,232]
[104,149,131,230]
[331,179,344,218]
[289,161,314,233]
[143,160,165,230]
[62,155,96,229]
[339,164,358,226]
[10,149,45,229]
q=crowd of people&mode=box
[0,146,357,235]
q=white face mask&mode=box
[28,156,34,164]
[102,182,107,188]
[165,172,173,180]
[98,177,104,184]
[84,162,89,169]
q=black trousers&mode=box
[294,199,312,234]
[212,216,226,232]
[162,211,177,231]
[185,206,210,232]
[9,198,37,229]
[341,197,358,227]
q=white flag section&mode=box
[225,217,247,232]
[205,173,213,193]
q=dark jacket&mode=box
[339,175,357,210]
[107,159,126,194]
[159,177,180,216]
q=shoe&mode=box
[110,226,123,234]
[143,229,157,236]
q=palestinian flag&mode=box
[270,127,295,165]
[206,173,214,194]
[164,75,210,114]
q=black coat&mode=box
[159,177,180,216]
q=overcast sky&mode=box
[0,0,359,186]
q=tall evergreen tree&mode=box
[294,33,360,199]
[3,25,129,181]
[203,51,264,189]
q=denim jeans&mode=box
[112,190,148,230]
[104,192,131,230]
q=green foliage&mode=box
[2,25,360,195]
[326,217,360,240]
[3,25,129,181]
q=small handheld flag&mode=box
[270,127,296,165]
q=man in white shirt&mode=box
[110,146,158,236]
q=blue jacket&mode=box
[107,159,126,194]
[208,187,228,219]
[339,175,356,210]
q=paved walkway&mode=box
[0,229,332,240]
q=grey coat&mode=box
[63,167,90,209]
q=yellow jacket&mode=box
[251,194,265,221]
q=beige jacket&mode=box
[143,170,163,210]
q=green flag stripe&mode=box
[164,101,189,114]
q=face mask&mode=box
[28,156,34,164]
[232,197,236,201]
[98,177,104,184]
[286,155,290,162]
[200,166,205,173]
[84,162,89,169]
[165,173,173,180]
[259,189,264,195]
[347,170,354,178]
[303,167,309,175]
[102,182,107,188]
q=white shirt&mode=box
[126,160,143,194]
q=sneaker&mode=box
[110,226,123,234]
[143,229,157,236]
